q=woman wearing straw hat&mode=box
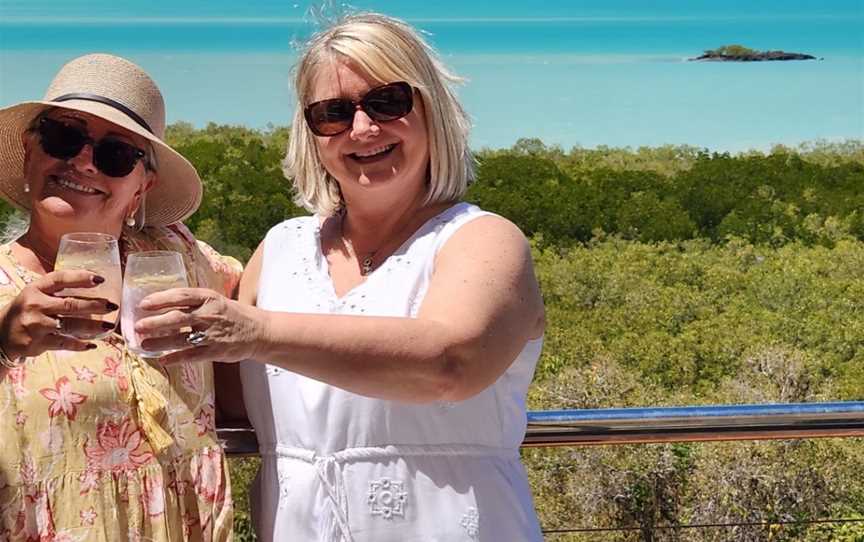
[0,54,238,540]
[135,13,546,541]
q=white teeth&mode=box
[55,177,99,194]
[354,144,395,158]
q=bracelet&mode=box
[0,340,23,369]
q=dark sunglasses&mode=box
[303,81,414,137]
[37,117,147,178]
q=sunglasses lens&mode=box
[304,82,414,137]
[37,117,143,177]
[39,118,87,160]
[364,83,413,122]
[93,139,144,177]
[306,99,355,136]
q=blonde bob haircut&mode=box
[284,13,475,215]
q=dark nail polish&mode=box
[92,275,105,284]
[86,343,97,350]
[101,321,116,330]
[106,302,119,311]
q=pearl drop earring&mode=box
[23,182,30,193]
[125,215,136,227]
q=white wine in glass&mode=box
[55,232,122,340]
[121,251,188,358]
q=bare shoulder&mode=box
[426,212,545,339]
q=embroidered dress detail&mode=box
[368,478,408,519]
[277,469,292,508]
[241,202,544,541]
[461,507,480,539]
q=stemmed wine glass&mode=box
[120,251,189,358]
[54,232,122,339]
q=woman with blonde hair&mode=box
[136,13,546,541]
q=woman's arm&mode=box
[213,242,263,421]
[138,216,544,403]
[191,237,251,423]
[238,241,264,308]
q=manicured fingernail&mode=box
[101,321,116,330]
[92,275,105,284]
[86,343,97,350]
[106,302,119,311]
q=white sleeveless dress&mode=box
[240,202,543,541]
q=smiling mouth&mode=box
[48,176,105,196]
[348,143,397,163]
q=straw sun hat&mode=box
[0,53,202,227]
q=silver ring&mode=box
[55,318,64,331]
[186,331,208,347]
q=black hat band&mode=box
[51,93,153,134]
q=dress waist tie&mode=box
[262,443,520,542]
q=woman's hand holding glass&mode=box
[0,270,117,358]
[54,232,122,339]
[120,251,189,358]
[132,287,264,365]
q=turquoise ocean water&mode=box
[1,14,862,151]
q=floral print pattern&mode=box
[101,355,129,393]
[40,376,88,420]
[73,366,97,384]
[15,487,55,542]
[194,407,215,437]
[7,365,27,398]
[79,508,97,526]
[84,417,155,473]
[192,447,226,504]
[0,224,242,542]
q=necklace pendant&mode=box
[360,255,375,275]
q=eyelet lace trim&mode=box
[461,506,480,539]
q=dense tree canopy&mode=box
[3,126,863,540]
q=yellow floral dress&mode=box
[0,224,241,542]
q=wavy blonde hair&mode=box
[284,13,475,215]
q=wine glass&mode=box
[121,251,189,358]
[54,232,122,339]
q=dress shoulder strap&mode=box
[257,216,321,302]
[430,203,496,255]
[261,215,320,269]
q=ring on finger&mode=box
[54,318,64,332]
[186,330,208,347]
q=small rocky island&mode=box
[690,44,817,62]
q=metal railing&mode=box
[217,400,864,455]
[218,401,864,536]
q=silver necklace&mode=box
[359,253,376,276]
[339,213,378,276]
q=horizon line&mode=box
[0,14,859,25]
